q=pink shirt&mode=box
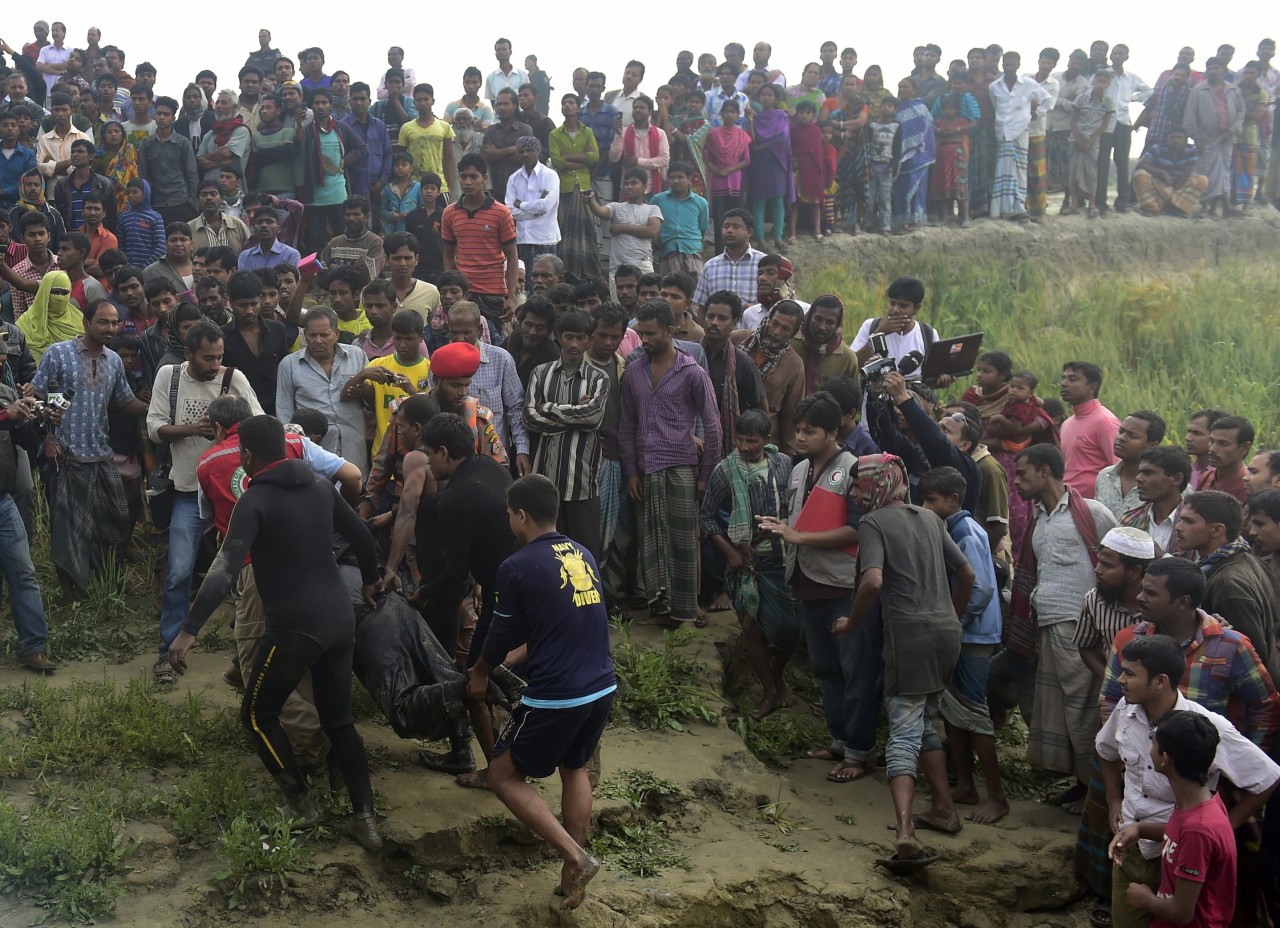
[1060,398,1120,498]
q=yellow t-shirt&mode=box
[398,118,456,191]
[367,353,431,449]
[336,309,370,339]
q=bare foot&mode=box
[709,591,733,611]
[559,850,600,910]
[456,769,490,790]
[950,786,980,806]
[914,810,962,834]
[895,833,923,861]
[1045,782,1086,807]
[966,796,1010,824]
[752,692,781,721]
[777,684,794,708]
[1063,798,1086,816]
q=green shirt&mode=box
[548,124,599,192]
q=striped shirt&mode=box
[440,195,516,296]
[1072,588,1141,652]
[524,359,609,501]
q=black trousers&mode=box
[1096,124,1133,212]
[241,630,374,812]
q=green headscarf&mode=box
[18,271,83,362]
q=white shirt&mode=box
[146,364,263,491]
[1027,73,1061,136]
[1096,692,1280,859]
[605,88,643,127]
[1105,69,1153,129]
[485,66,529,104]
[1049,72,1092,133]
[738,300,811,331]
[36,44,71,94]
[1029,491,1117,623]
[505,162,561,245]
[736,69,787,92]
[850,318,936,380]
[989,75,1053,141]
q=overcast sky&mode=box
[10,7,1272,106]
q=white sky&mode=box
[9,8,1273,104]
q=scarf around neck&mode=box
[1199,537,1251,574]
[213,115,246,147]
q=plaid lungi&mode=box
[51,457,129,593]
[1047,130,1072,194]
[1026,620,1098,784]
[990,135,1029,218]
[1073,756,1114,898]
[636,465,699,620]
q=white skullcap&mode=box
[1101,526,1156,560]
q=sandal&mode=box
[1089,904,1113,928]
[804,746,843,762]
[153,659,176,685]
[827,759,873,783]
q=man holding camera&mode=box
[850,275,948,387]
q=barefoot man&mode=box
[468,474,615,909]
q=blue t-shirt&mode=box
[313,126,348,207]
[484,532,616,706]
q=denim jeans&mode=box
[800,594,882,763]
[0,493,49,656]
[160,492,204,655]
[885,691,944,780]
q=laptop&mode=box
[920,332,984,382]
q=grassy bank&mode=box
[811,255,1280,443]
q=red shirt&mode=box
[440,195,516,297]
[1151,794,1236,928]
[196,424,308,537]
[1196,465,1248,506]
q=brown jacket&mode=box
[730,330,805,456]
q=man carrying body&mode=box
[618,299,720,627]
[469,474,613,910]
[169,415,383,850]
[1095,411,1165,519]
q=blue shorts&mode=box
[493,693,613,779]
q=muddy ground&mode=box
[9,212,1280,926]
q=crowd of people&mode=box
[1,22,1280,921]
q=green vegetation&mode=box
[734,712,830,768]
[611,624,720,731]
[811,256,1280,441]
[591,819,690,877]
[598,768,687,811]
[215,813,318,910]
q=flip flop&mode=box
[1089,906,1113,928]
[884,814,962,835]
[874,849,939,875]
[826,760,872,783]
[804,746,843,762]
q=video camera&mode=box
[859,334,924,394]
[30,379,75,422]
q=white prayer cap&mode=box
[1101,526,1156,560]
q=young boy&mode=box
[117,178,166,267]
[1113,711,1237,928]
[404,171,445,283]
[919,466,1008,824]
[867,96,901,235]
[347,303,430,452]
[583,167,662,278]
[219,165,245,218]
[324,265,370,339]
[381,151,422,234]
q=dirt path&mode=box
[1,609,1095,928]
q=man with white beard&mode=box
[449,108,486,194]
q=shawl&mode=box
[1199,537,1252,574]
[1006,486,1103,659]
[95,124,140,215]
[213,115,246,148]
[799,295,845,395]
[720,339,740,454]
[753,107,794,169]
[624,123,664,192]
[724,448,787,618]
[854,453,908,511]
[17,272,83,362]
[704,123,748,169]
[741,304,795,379]
[791,118,827,200]
[895,98,936,172]
[960,384,1011,423]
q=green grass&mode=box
[810,255,1280,442]
[611,624,720,731]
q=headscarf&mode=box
[854,453,908,511]
[17,272,83,362]
[94,121,140,216]
[15,169,45,211]
[799,295,845,394]
[516,135,542,155]
[756,256,795,309]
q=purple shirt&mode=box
[618,347,721,482]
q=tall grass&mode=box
[810,255,1280,443]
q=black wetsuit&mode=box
[414,454,515,666]
[186,458,380,807]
